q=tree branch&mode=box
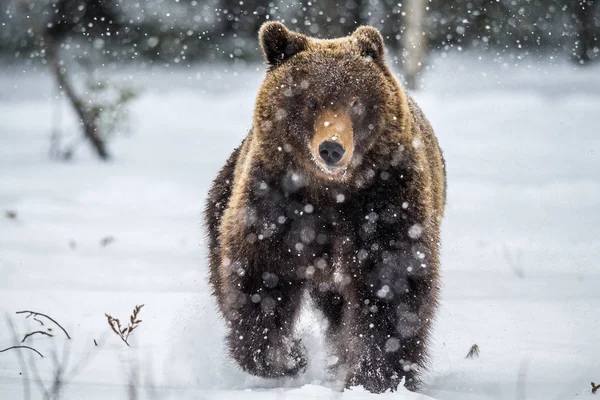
[16,311,71,339]
[0,346,44,358]
[21,330,54,343]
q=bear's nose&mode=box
[318,141,345,166]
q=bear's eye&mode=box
[308,98,318,112]
[351,99,363,115]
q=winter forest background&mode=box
[0,0,598,159]
[1,0,599,399]
[2,0,600,65]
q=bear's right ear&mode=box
[259,22,307,68]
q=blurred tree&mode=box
[47,0,122,40]
[304,0,367,38]
[349,0,368,30]
[380,0,404,51]
[317,0,346,37]
[572,0,599,63]
[1,0,598,78]
[401,0,428,89]
[15,0,136,161]
[220,0,269,58]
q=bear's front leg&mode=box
[343,272,436,393]
[222,268,307,378]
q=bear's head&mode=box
[254,22,406,185]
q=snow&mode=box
[1,52,599,399]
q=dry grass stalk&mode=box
[105,304,144,347]
[465,344,480,359]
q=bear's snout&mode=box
[318,141,345,166]
[310,109,354,174]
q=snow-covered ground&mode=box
[1,52,599,400]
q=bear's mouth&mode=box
[310,154,350,177]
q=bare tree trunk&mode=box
[221,0,239,36]
[401,0,428,90]
[572,0,599,64]
[44,41,110,160]
[381,0,402,52]
[250,1,270,37]
[16,0,110,161]
[49,80,62,159]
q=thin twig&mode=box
[0,346,44,358]
[16,310,71,339]
[21,330,54,343]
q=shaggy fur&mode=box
[204,21,446,393]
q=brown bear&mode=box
[204,21,446,393]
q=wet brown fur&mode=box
[204,22,446,393]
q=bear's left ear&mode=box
[351,26,385,61]
[259,22,308,68]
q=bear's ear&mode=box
[351,26,385,61]
[259,22,307,68]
